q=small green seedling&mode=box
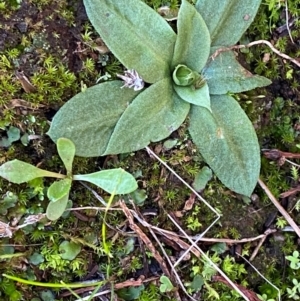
[0,126,29,147]
[287,278,300,300]
[0,138,138,220]
[286,251,300,270]
[257,293,276,301]
[48,0,271,197]
[159,275,174,293]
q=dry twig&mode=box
[258,178,300,238]
[119,200,171,279]
[211,40,300,68]
[285,0,294,43]
[213,275,261,301]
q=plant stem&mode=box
[2,274,105,288]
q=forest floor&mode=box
[0,1,300,301]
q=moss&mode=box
[0,0,300,300]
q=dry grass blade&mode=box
[258,178,300,238]
[167,213,251,301]
[119,200,171,279]
[211,40,300,68]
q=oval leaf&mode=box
[0,160,62,184]
[204,49,271,95]
[84,0,176,83]
[195,0,262,46]
[117,285,145,301]
[47,81,140,157]
[73,168,138,195]
[189,95,260,196]
[57,138,75,174]
[172,0,210,72]
[7,126,21,143]
[104,78,190,155]
[46,194,69,221]
[173,82,211,111]
[59,241,81,260]
[192,166,213,192]
[47,179,72,203]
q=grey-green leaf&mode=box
[104,78,190,155]
[0,126,20,147]
[59,241,81,260]
[57,138,75,175]
[173,82,211,111]
[189,95,260,196]
[47,179,72,203]
[0,160,62,184]
[172,0,210,72]
[195,0,262,46]
[47,81,140,157]
[46,194,69,221]
[73,168,138,195]
[204,49,271,94]
[192,166,213,192]
[84,0,176,83]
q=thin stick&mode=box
[258,178,300,238]
[167,213,250,301]
[249,236,266,262]
[236,253,281,301]
[285,0,294,44]
[119,201,171,278]
[211,40,300,68]
[79,181,107,206]
[145,147,221,227]
[146,226,182,301]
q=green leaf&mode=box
[192,166,213,191]
[0,126,20,147]
[163,139,178,150]
[173,82,211,111]
[117,285,145,301]
[83,0,176,83]
[29,252,44,265]
[7,126,20,142]
[204,49,271,94]
[57,138,75,174]
[104,78,190,154]
[47,81,140,157]
[159,276,174,293]
[189,95,260,196]
[20,133,29,146]
[46,194,69,221]
[129,189,147,206]
[73,168,138,195]
[40,290,55,301]
[210,242,227,254]
[0,160,62,184]
[47,179,72,203]
[191,275,204,292]
[195,0,262,46]
[172,64,199,87]
[59,241,81,260]
[172,0,210,71]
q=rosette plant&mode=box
[48,0,271,197]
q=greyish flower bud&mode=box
[117,69,144,91]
